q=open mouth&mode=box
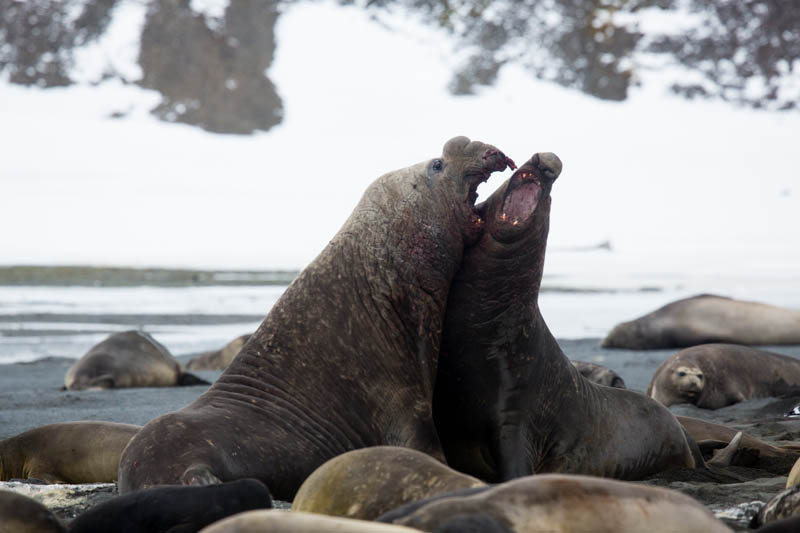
[497,169,542,227]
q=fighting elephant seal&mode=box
[0,421,140,483]
[0,490,65,533]
[571,360,626,388]
[65,330,208,389]
[602,294,800,349]
[68,478,272,533]
[377,474,731,533]
[647,344,800,409]
[118,137,515,499]
[433,153,697,482]
[186,334,250,371]
[292,446,485,520]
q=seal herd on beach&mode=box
[3,136,800,532]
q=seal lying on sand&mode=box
[292,446,485,520]
[602,294,800,349]
[376,474,732,533]
[65,330,208,390]
[571,360,626,388]
[647,344,800,409]
[0,490,65,533]
[68,478,272,533]
[0,422,140,483]
[118,137,516,499]
[186,334,251,371]
[433,153,697,482]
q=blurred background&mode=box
[1,0,798,362]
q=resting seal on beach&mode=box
[647,344,800,409]
[0,421,140,484]
[602,294,800,349]
[571,360,626,388]
[186,334,251,371]
[376,474,732,533]
[433,153,698,481]
[64,330,208,389]
[117,137,515,499]
[292,446,485,520]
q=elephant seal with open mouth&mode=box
[118,137,515,499]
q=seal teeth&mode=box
[500,213,508,221]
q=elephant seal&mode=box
[0,421,140,483]
[571,360,626,388]
[118,137,516,499]
[377,474,732,533]
[65,330,209,389]
[433,153,697,482]
[186,334,250,370]
[292,445,485,520]
[198,510,423,533]
[67,478,271,533]
[602,294,800,349]
[647,344,800,409]
[787,456,800,488]
[0,490,65,533]
[756,484,800,528]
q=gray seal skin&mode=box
[292,446,485,520]
[433,153,697,482]
[186,334,251,370]
[65,330,209,389]
[602,294,800,349]
[647,343,800,409]
[0,490,65,533]
[377,474,732,533]
[117,137,515,499]
[0,421,140,483]
[570,360,626,388]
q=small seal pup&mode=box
[0,490,65,533]
[65,330,208,389]
[376,474,732,533]
[186,334,250,371]
[0,421,140,483]
[647,344,800,409]
[433,153,697,482]
[67,478,272,533]
[571,360,626,388]
[602,294,800,349]
[118,137,515,499]
[292,446,485,520]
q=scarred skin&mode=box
[433,153,697,482]
[118,137,514,499]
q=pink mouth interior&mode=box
[498,176,541,226]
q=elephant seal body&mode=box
[602,294,800,349]
[0,422,140,483]
[433,153,696,482]
[67,478,271,533]
[199,510,422,533]
[292,446,485,520]
[377,474,731,533]
[0,490,65,533]
[187,334,250,370]
[571,360,626,388]
[65,330,208,389]
[118,137,515,499]
[647,344,800,409]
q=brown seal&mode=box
[198,510,423,533]
[117,137,515,499]
[65,330,208,389]
[433,153,697,482]
[0,490,65,533]
[571,360,626,388]
[602,294,800,349]
[647,344,800,409]
[186,334,250,371]
[0,421,140,484]
[292,446,485,520]
[377,474,732,533]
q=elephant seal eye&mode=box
[431,159,443,171]
[677,371,686,377]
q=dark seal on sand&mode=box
[117,137,515,499]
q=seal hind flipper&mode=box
[708,431,744,467]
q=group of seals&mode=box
[0,422,140,484]
[64,330,208,390]
[647,344,800,409]
[602,294,800,349]
[118,137,517,499]
[432,153,697,481]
